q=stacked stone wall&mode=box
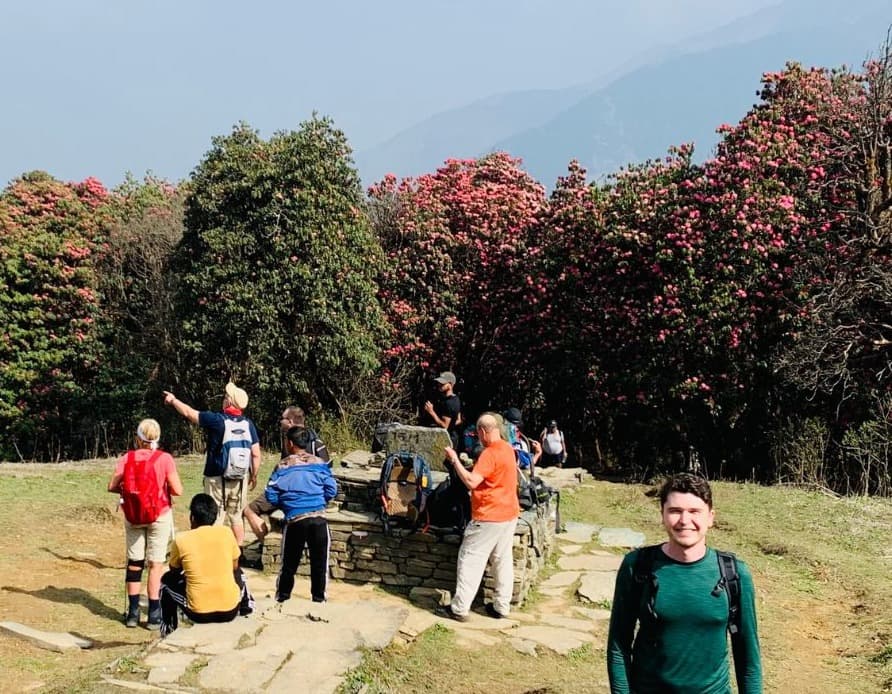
[261,500,556,606]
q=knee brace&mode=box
[125,558,146,583]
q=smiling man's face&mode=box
[661,491,714,552]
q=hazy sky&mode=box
[0,0,779,187]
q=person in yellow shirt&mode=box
[159,494,254,636]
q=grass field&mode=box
[1,458,890,692]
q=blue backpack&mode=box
[378,451,433,533]
[507,423,533,470]
[460,424,482,458]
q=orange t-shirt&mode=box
[470,438,520,522]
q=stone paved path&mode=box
[99,468,643,693]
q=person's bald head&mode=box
[476,412,503,446]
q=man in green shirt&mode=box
[606,473,762,693]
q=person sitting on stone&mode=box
[264,426,338,603]
[240,404,324,543]
[159,493,253,636]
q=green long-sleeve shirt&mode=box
[606,546,762,694]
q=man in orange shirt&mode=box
[442,412,520,621]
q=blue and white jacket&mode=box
[265,456,338,522]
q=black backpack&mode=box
[423,467,471,533]
[517,471,561,533]
[632,544,741,647]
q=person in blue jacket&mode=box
[265,426,338,603]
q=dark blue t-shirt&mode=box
[198,411,260,477]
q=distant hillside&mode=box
[357,0,890,188]
[354,86,590,185]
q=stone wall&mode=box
[259,462,557,606]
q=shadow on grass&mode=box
[2,585,120,621]
[41,547,117,570]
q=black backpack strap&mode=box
[632,544,662,641]
[714,550,742,642]
[378,453,395,534]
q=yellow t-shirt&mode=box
[169,525,240,613]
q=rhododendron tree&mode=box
[533,60,868,476]
[173,118,385,434]
[773,45,892,427]
[94,175,187,447]
[370,153,546,414]
[0,171,110,459]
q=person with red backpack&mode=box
[107,419,183,629]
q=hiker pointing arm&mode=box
[163,391,199,425]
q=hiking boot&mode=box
[124,609,139,628]
[146,608,162,631]
[437,605,468,622]
[238,554,263,570]
[485,603,505,619]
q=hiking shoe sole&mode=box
[124,615,139,628]
[485,603,505,619]
[145,621,161,631]
[437,605,468,622]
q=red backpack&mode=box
[120,450,166,525]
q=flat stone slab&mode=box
[509,637,539,656]
[557,522,599,544]
[573,606,612,621]
[577,572,616,604]
[159,616,255,654]
[380,424,452,472]
[435,611,520,630]
[535,614,597,632]
[144,651,200,685]
[399,607,440,639]
[325,508,380,525]
[540,571,581,589]
[535,467,589,489]
[598,527,645,548]
[558,553,623,572]
[265,644,362,694]
[339,449,375,467]
[199,642,293,692]
[407,586,450,608]
[0,621,92,652]
[508,625,594,654]
[559,544,583,554]
[273,599,409,650]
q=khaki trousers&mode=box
[451,517,517,616]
